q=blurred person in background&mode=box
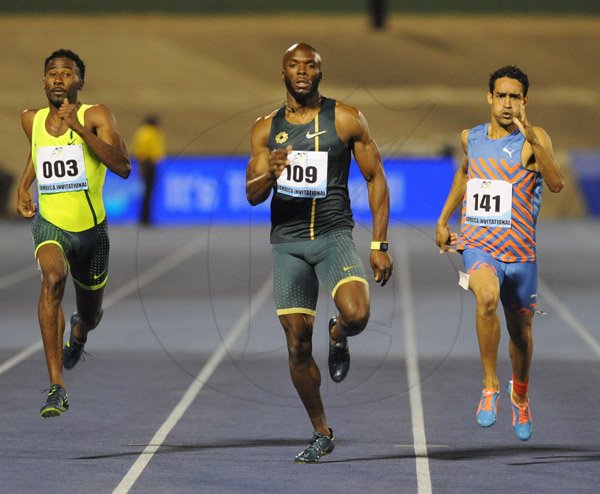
[131,115,166,226]
[0,162,15,217]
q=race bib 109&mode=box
[276,150,328,199]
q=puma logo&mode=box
[306,130,327,139]
[502,147,516,158]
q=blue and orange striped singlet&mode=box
[457,123,543,262]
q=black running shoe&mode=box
[63,313,87,370]
[40,384,69,418]
[328,317,350,383]
[295,429,335,463]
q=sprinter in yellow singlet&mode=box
[16,49,130,418]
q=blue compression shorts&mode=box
[461,247,538,315]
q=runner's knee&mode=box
[281,317,313,364]
[41,269,67,298]
[508,321,533,348]
[287,339,312,366]
[79,308,103,331]
[340,305,370,336]
[475,287,499,317]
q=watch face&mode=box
[380,243,389,252]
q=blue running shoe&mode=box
[40,384,69,418]
[476,388,500,427]
[63,313,88,370]
[295,429,335,463]
[508,380,532,441]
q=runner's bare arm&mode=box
[60,100,130,179]
[17,110,37,218]
[513,102,563,193]
[340,104,393,286]
[436,130,468,253]
[349,109,389,244]
[246,116,291,206]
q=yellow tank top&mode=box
[32,104,106,232]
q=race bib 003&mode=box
[36,145,88,194]
[276,150,328,199]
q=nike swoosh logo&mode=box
[68,140,77,145]
[93,269,107,280]
[306,130,327,139]
[343,265,358,272]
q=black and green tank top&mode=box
[268,97,354,243]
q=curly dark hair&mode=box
[488,65,529,96]
[44,49,86,81]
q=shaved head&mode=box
[281,42,323,108]
[282,42,321,69]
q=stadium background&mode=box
[0,1,598,223]
[1,4,599,493]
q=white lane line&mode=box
[539,278,600,359]
[397,237,432,494]
[112,275,273,494]
[0,341,43,375]
[0,265,37,291]
[103,235,206,308]
[0,235,207,378]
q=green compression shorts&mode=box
[272,228,368,316]
[32,214,110,290]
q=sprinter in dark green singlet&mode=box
[246,43,393,463]
[268,96,354,243]
[17,49,130,418]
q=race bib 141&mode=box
[465,178,512,228]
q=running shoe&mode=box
[40,384,69,418]
[476,388,500,427]
[328,317,350,383]
[63,313,87,370]
[508,380,533,441]
[295,429,335,463]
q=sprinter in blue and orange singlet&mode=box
[436,66,563,441]
[17,49,130,418]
